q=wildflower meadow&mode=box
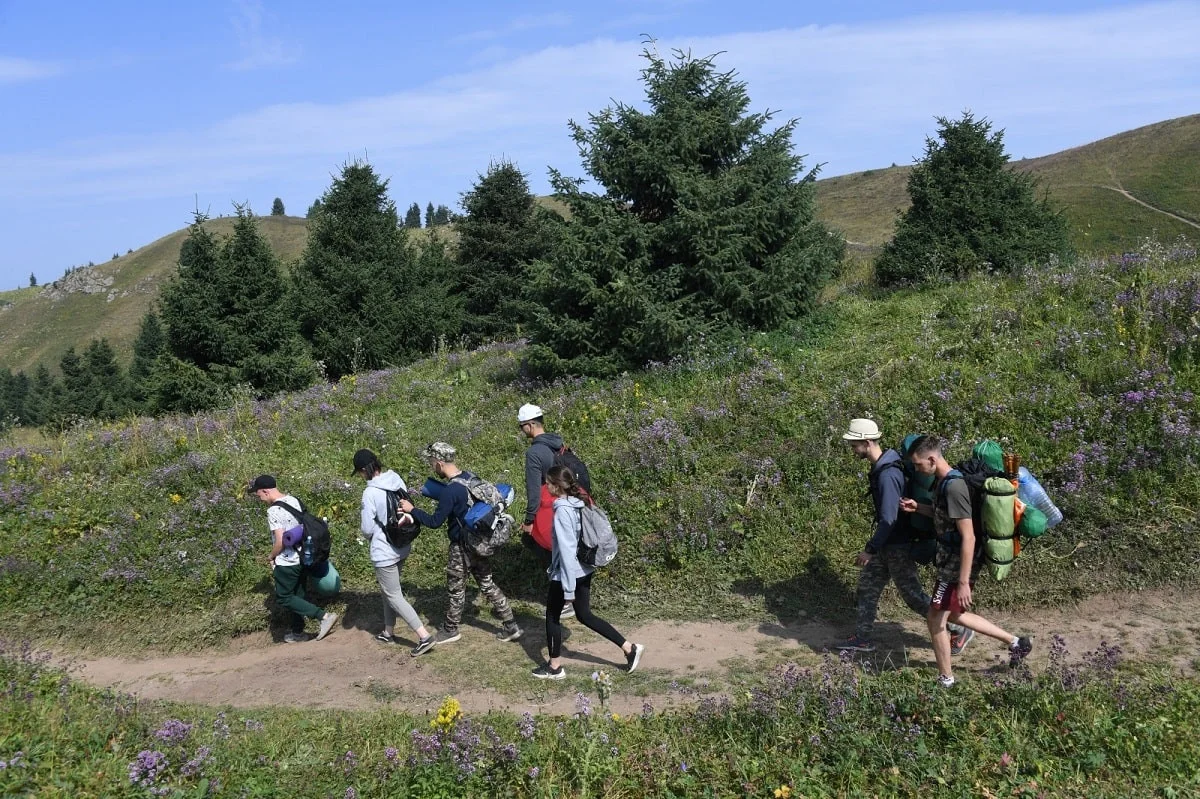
[2,238,1199,796]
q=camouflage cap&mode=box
[422,442,457,462]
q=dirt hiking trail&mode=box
[72,587,1199,717]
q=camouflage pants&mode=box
[855,545,931,640]
[444,541,514,634]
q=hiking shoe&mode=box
[950,627,975,656]
[283,632,309,644]
[496,624,523,642]
[375,632,395,644]
[836,635,876,653]
[531,663,565,680]
[316,612,338,641]
[410,636,436,657]
[1008,636,1033,668]
[625,642,645,674]
[936,674,956,689]
[433,629,461,646]
[560,603,576,620]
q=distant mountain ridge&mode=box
[2,114,1197,374]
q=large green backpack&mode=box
[897,434,938,563]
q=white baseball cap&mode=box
[517,403,544,423]
[842,418,882,441]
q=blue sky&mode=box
[1,0,1198,288]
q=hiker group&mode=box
[840,418,1061,687]
[248,403,643,681]
[248,404,1061,688]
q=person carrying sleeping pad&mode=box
[901,435,1033,689]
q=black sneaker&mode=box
[836,635,876,653]
[496,624,523,642]
[1008,636,1033,668]
[434,629,461,646]
[410,636,436,657]
[531,663,565,680]
[625,642,645,674]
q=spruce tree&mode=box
[455,160,562,341]
[525,49,843,376]
[158,208,317,408]
[291,161,459,379]
[404,202,422,229]
[28,273,36,288]
[307,199,323,218]
[82,339,130,419]
[875,112,1071,285]
[425,202,435,229]
[27,364,58,426]
[271,197,286,216]
[433,204,452,226]
[129,312,167,412]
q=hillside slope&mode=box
[0,215,309,373]
[815,113,1200,251]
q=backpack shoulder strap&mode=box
[269,499,303,527]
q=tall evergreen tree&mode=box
[433,204,452,226]
[404,202,422,229]
[291,161,460,379]
[58,347,89,419]
[307,199,324,218]
[455,160,563,341]
[27,364,59,426]
[158,209,317,409]
[28,273,36,288]
[425,202,435,229]
[82,339,130,419]
[129,312,167,412]
[875,112,1071,285]
[271,197,286,215]
[525,49,843,376]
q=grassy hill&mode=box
[0,215,310,374]
[2,235,1198,796]
[4,115,1197,377]
[815,113,1200,251]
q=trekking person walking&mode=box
[901,436,1033,688]
[247,474,338,643]
[531,465,644,680]
[517,402,580,618]
[398,442,523,645]
[352,449,436,656]
[838,419,970,654]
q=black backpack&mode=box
[271,499,332,567]
[378,486,422,550]
[552,445,592,493]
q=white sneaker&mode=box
[283,632,309,644]
[316,612,338,641]
[936,674,956,688]
[625,642,645,674]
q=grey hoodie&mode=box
[523,432,564,524]
[549,495,592,599]
[360,469,410,566]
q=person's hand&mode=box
[855,552,872,567]
[521,523,534,534]
[399,499,414,513]
[266,558,275,570]
[899,498,918,513]
[957,580,973,611]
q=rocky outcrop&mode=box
[41,267,115,301]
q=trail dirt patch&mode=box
[72,586,1199,716]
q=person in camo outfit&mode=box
[398,442,523,646]
[837,419,969,654]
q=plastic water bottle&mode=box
[301,533,315,567]
[1017,467,1063,528]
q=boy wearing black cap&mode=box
[247,474,338,643]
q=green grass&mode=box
[815,113,1200,252]
[2,238,1198,659]
[3,638,1198,797]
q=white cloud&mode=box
[226,0,299,70]
[3,2,1198,206]
[0,56,63,83]
[456,12,574,43]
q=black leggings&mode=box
[546,573,625,659]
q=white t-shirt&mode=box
[266,494,303,567]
